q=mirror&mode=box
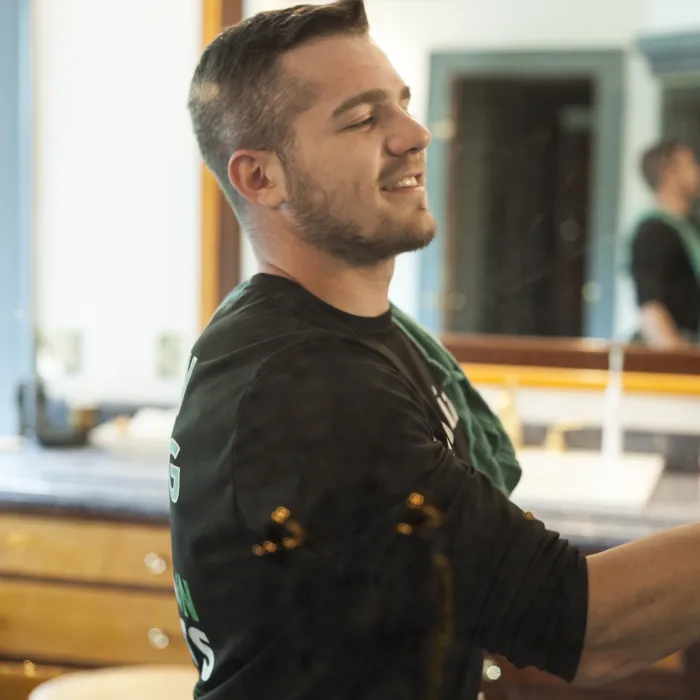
[9,1,700,447]
[428,26,700,354]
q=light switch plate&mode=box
[156,333,182,379]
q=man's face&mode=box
[670,146,700,200]
[278,34,435,267]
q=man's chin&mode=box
[421,224,437,246]
[413,228,436,251]
[391,228,435,258]
[405,214,437,251]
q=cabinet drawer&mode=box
[0,514,172,588]
[0,579,191,666]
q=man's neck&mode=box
[656,190,691,218]
[259,246,394,318]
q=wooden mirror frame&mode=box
[444,333,700,395]
[200,0,244,330]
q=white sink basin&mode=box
[510,449,665,516]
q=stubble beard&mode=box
[285,163,435,268]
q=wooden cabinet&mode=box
[0,512,189,699]
[0,662,66,700]
[0,579,188,666]
[0,514,173,588]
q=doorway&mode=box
[421,50,624,338]
[449,77,593,337]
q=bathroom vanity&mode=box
[0,449,186,699]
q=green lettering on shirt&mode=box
[174,572,200,623]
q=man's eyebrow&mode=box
[331,85,412,119]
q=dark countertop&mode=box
[1,447,699,547]
[0,447,169,523]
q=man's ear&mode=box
[227,150,287,209]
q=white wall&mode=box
[644,0,700,33]
[33,0,202,405]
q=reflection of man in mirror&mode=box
[630,139,700,348]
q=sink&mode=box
[510,449,665,516]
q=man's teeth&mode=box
[390,176,419,189]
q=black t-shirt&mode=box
[169,274,588,700]
[631,217,700,337]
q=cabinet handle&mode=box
[147,628,170,650]
[23,661,37,678]
[144,552,167,575]
[482,658,502,682]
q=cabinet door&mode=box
[0,662,68,700]
[0,579,191,667]
[0,514,173,588]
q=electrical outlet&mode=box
[156,333,182,379]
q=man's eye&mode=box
[346,116,375,130]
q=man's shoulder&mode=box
[635,215,678,235]
[174,315,418,487]
[633,216,685,253]
[191,281,319,370]
[197,306,381,373]
[185,303,404,412]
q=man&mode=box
[630,139,700,348]
[170,2,700,698]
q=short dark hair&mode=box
[640,138,690,190]
[188,0,369,219]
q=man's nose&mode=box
[386,113,432,157]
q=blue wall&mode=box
[0,0,32,435]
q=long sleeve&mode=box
[232,339,588,681]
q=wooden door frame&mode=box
[200,0,244,329]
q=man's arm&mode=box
[232,340,700,686]
[639,301,690,349]
[576,526,700,686]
